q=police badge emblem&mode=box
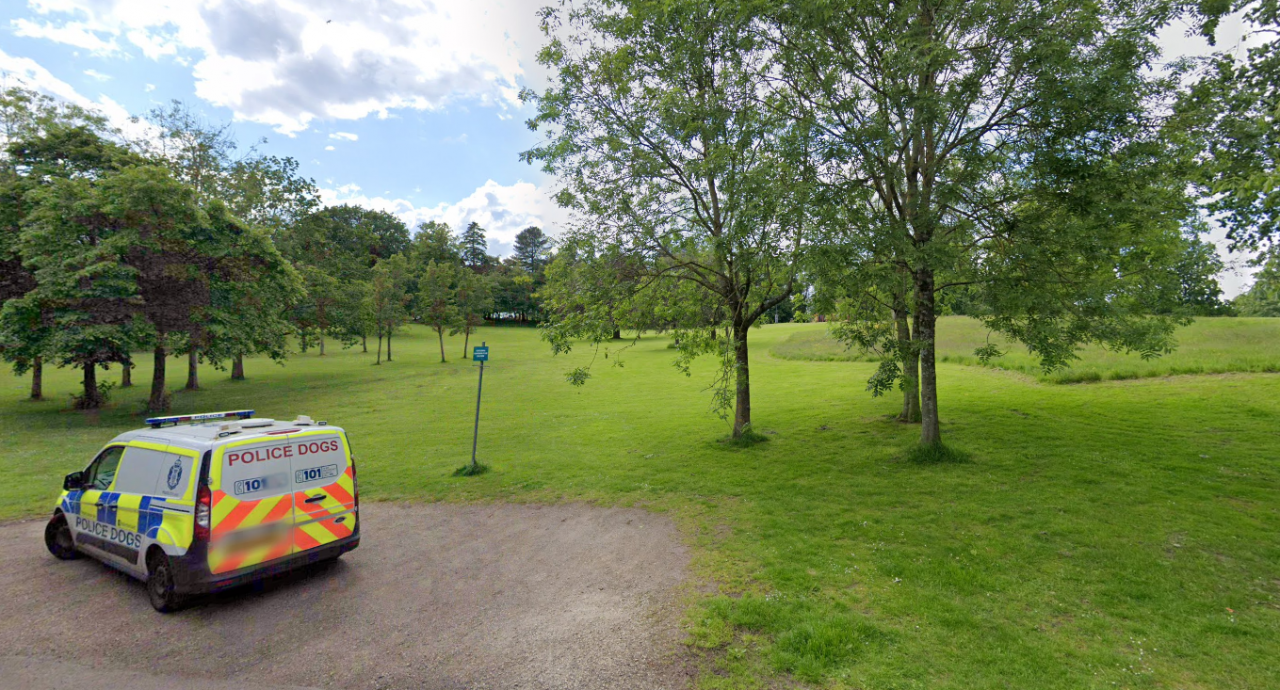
[166,457,183,491]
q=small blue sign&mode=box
[472,346,489,361]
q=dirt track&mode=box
[0,502,691,690]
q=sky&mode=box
[0,0,1264,294]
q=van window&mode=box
[114,446,191,496]
[85,446,124,490]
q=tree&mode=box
[453,269,494,357]
[285,205,410,352]
[1,116,144,407]
[1177,1,1279,251]
[410,220,460,266]
[1,86,113,400]
[524,0,812,438]
[513,226,553,277]
[295,265,344,356]
[370,254,412,364]
[458,221,491,271]
[417,260,462,363]
[774,0,1196,446]
[1235,248,1280,316]
[138,101,319,386]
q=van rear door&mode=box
[208,436,296,575]
[286,431,357,555]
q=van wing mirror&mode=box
[63,471,85,491]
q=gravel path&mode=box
[0,502,692,690]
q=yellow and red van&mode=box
[44,410,360,612]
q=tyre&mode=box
[44,513,79,561]
[147,551,183,613]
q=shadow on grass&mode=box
[904,443,972,465]
[453,462,491,477]
[716,428,771,449]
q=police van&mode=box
[44,410,360,612]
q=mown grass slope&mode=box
[772,315,1280,383]
[2,322,1277,689]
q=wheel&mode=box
[147,551,183,613]
[44,513,79,560]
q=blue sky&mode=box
[0,0,565,257]
[0,0,1262,292]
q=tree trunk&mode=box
[612,327,621,340]
[463,328,470,359]
[387,328,393,362]
[362,334,367,353]
[185,349,199,390]
[437,328,446,363]
[149,345,169,414]
[915,270,941,445]
[29,356,42,401]
[894,304,921,423]
[81,362,100,409]
[121,361,132,388]
[318,304,327,356]
[732,322,751,438]
[231,354,245,380]
[376,328,383,365]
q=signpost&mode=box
[468,343,489,473]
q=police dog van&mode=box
[44,410,360,612]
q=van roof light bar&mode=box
[146,409,256,429]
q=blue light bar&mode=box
[146,409,255,428]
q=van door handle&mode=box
[94,502,105,508]
[304,494,326,504]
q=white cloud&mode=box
[144,82,155,92]
[0,47,145,138]
[320,179,570,256]
[328,131,357,141]
[83,68,111,81]
[324,145,334,151]
[12,0,549,135]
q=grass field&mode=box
[2,321,1278,689]
[772,316,1280,383]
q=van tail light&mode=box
[194,483,212,542]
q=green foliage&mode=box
[1235,249,1280,316]
[409,220,460,266]
[370,253,413,362]
[458,221,491,270]
[416,260,463,362]
[1177,0,1280,250]
[512,226,552,277]
[451,268,494,345]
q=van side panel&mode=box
[288,430,357,555]
[207,437,296,575]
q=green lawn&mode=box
[2,322,1278,689]
[772,316,1280,383]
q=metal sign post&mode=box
[469,343,489,472]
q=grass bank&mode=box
[771,316,1280,383]
[2,323,1277,688]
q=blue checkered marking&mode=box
[95,492,120,526]
[61,490,83,516]
[138,496,165,538]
